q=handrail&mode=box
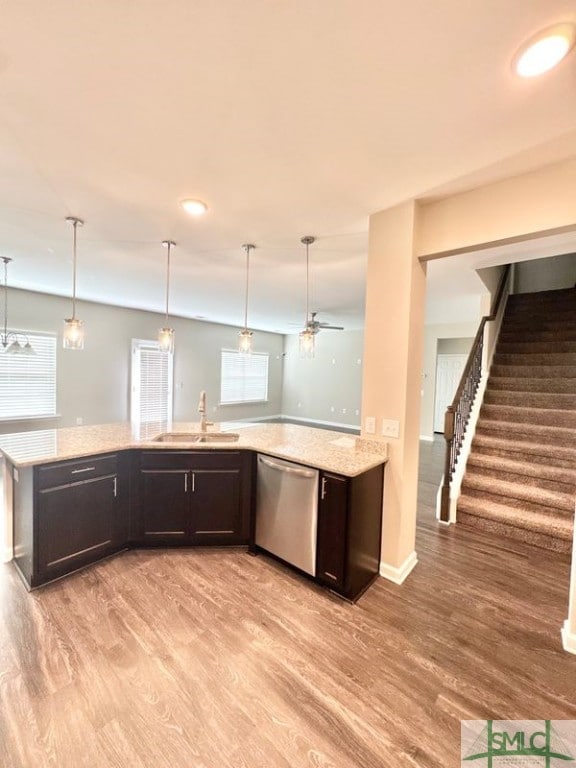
[439,264,511,522]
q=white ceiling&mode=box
[1,0,576,334]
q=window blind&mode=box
[220,349,269,405]
[131,339,174,425]
[0,333,57,420]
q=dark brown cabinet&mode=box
[134,451,251,546]
[140,468,190,542]
[316,464,384,601]
[13,453,128,588]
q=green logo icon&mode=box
[461,720,575,767]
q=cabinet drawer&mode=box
[36,454,118,490]
[140,450,242,470]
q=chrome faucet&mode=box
[198,390,213,432]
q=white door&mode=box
[434,354,468,433]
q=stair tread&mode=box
[486,377,576,393]
[476,417,576,439]
[462,473,575,511]
[466,453,576,483]
[457,495,573,538]
[480,403,576,428]
[484,391,576,409]
[472,433,576,463]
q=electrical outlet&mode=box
[365,416,376,434]
[355,409,359,416]
[382,419,400,439]
[330,406,335,413]
[342,408,347,414]
[76,417,83,426]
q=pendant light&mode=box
[1,257,35,355]
[63,216,85,350]
[158,240,176,353]
[239,243,255,353]
[299,236,316,358]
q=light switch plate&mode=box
[382,419,400,439]
[365,416,376,434]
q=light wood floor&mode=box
[1,439,575,768]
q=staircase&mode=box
[457,286,576,553]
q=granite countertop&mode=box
[0,421,388,477]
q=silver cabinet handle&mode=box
[113,477,117,497]
[184,473,188,493]
[192,472,195,493]
[324,572,338,581]
[321,477,327,499]
[258,456,317,479]
[71,466,95,474]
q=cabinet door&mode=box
[140,469,190,542]
[316,473,348,591]
[37,474,118,582]
[190,468,241,545]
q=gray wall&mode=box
[420,321,479,440]
[281,331,364,428]
[513,253,576,294]
[1,288,284,434]
[437,337,474,355]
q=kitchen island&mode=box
[1,422,388,598]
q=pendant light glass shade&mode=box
[63,217,84,350]
[299,327,315,358]
[238,329,253,353]
[299,235,316,359]
[158,327,175,354]
[1,256,36,355]
[158,240,176,353]
[63,318,84,350]
[239,243,255,354]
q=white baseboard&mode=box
[562,620,576,655]
[3,546,12,564]
[419,435,434,442]
[379,550,418,585]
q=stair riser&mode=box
[465,461,575,491]
[493,353,576,366]
[490,365,576,378]
[460,485,574,517]
[458,494,574,539]
[463,466,575,498]
[456,512,572,553]
[499,330,576,343]
[480,404,576,428]
[484,391,576,409]
[475,423,576,449]
[497,341,576,355]
[472,441,576,468]
[487,377,576,393]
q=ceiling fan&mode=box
[305,311,344,335]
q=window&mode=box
[131,339,173,425]
[220,349,269,405]
[0,332,57,420]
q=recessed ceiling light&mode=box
[514,23,576,78]
[180,198,208,216]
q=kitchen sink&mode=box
[152,432,240,443]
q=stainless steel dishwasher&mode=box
[255,454,319,576]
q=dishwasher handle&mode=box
[258,455,317,479]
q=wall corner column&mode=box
[361,200,426,580]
